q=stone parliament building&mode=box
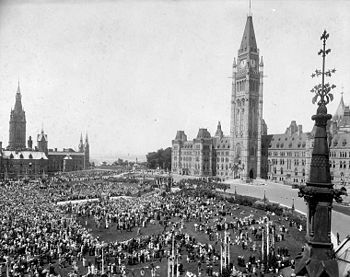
[171,14,350,187]
[0,83,90,179]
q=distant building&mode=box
[8,84,26,150]
[0,83,90,179]
[265,94,350,187]
[328,94,350,186]
[264,121,313,184]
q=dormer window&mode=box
[29,154,33,159]
[10,153,14,159]
[20,154,24,159]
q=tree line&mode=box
[146,147,171,170]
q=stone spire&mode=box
[295,30,340,277]
[8,82,26,150]
[333,90,345,122]
[78,133,84,152]
[14,81,23,113]
[238,14,258,55]
[84,132,90,170]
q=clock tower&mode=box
[230,14,264,181]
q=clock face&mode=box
[240,59,246,68]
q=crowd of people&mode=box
[0,170,305,277]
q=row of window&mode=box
[269,159,306,166]
[270,167,306,176]
[268,175,305,183]
[217,164,229,170]
[273,142,306,149]
[217,157,230,163]
[334,161,350,169]
[217,151,230,156]
[269,151,306,157]
[333,140,348,147]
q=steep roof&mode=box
[238,16,258,55]
[330,132,350,149]
[3,150,48,160]
[338,106,350,129]
[213,136,231,149]
[333,94,345,122]
[268,132,311,150]
[174,130,187,141]
[196,128,211,139]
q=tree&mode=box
[146,147,172,170]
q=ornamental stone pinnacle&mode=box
[295,30,345,277]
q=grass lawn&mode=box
[71,203,306,277]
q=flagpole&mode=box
[266,222,270,268]
[102,247,104,274]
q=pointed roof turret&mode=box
[37,126,48,142]
[238,15,258,55]
[214,121,224,138]
[333,92,345,122]
[174,131,187,142]
[259,56,264,67]
[78,133,84,152]
[85,133,89,144]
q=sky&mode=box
[0,0,349,162]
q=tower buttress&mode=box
[257,56,264,178]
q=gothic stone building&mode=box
[172,14,265,181]
[171,14,350,187]
[0,84,90,180]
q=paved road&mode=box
[225,180,350,243]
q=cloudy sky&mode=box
[0,0,349,161]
